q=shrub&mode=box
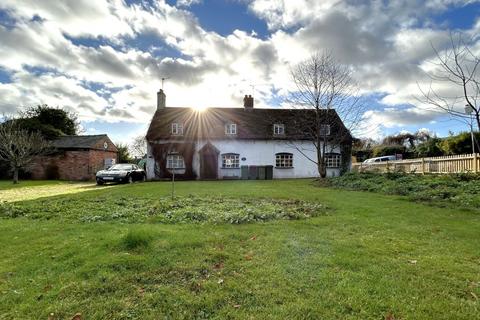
[325,172,480,212]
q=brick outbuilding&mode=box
[31,135,118,181]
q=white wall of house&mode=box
[146,143,156,180]
[147,139,342,179]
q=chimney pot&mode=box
[157,89,166,111]
[243,94,254,109]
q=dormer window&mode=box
[225,123,237,135]
[273,124,285,135]
[171,122,183,135]
[319,124,330,136]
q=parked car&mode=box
[363,155,397,164]
[96,163,146,185]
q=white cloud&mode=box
[0,0,134,38]
[0,0,479,136]
[176,0,202,7]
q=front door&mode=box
[199,142,219,179]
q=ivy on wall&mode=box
[340,143,352,175]
[150,142,197,180]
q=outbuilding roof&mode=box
[52,134,117,151]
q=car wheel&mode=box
[127,175,133,184]
[96,179,104,186]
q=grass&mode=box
[120,228,154,250]
[0,180,100,202]
[0,180,479,319]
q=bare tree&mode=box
[288,51,366,178]
[0,119,50,184]
[419,33,480,131]
[130,135,147,158]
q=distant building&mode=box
[145,90,352,180]
[31,134,118,181]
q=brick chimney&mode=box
[157,89,166,111]
[243,95,254,109]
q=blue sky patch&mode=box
[433,2,480,30]
[82,120,148,143]
[168,0,270,39]
[0,9,17,29]
[0,67,12,84]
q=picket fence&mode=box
[351,153,480,174]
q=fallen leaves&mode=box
[213,262,224,270]
[384,312,397,320]
[71,314,82,320]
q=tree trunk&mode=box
[319,162,327,178]
[475,112,480,132]
[13,167,19,184]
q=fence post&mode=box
[421,158,425,175]
[474,153,478,173]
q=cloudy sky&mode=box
[0,0,479,143]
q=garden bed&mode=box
[0,195,329,224]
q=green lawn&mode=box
[0,180,479,319]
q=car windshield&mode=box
[108,164,132,171]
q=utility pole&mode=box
[171,169,175,200]
[465,105,476,154]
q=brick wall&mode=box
[30,149,118,181]
[89,150,118,177]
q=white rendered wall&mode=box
[146,143,156,180]
[147,139,341,179]
[194,139,341,179]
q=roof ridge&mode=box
[57,134,107,138]
[157,107,335,111]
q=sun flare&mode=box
[192,106,208,112]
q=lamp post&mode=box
[465,105,476,154]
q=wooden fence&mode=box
[351,153,480,174]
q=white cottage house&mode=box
[145,90,351,180]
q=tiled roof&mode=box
[52,134,109,149]
[146,107,352,142]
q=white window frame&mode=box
[325,153,341,168]
[319,124,330,136]
[225,123,237,135]
[275,153,293,168]
[222,153,240,168]
[166,154,185,169]
[171,122,184,135]
[273,123,285,135]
